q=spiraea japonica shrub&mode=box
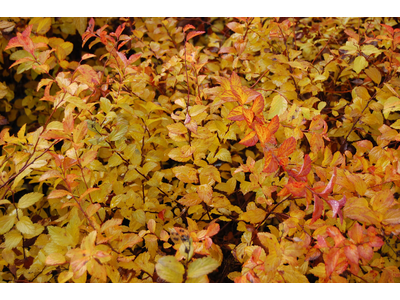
[0,17,400,282]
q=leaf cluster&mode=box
[0,17,400,283]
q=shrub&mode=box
[0,17,400,283]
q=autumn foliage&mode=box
[1,17,400,283]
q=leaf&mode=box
[215,148,232,162]
[278,137,296,162]
[240,208,267,224]
[4,230,22,249]
[311,194,324,224]
[46,253,67,266]
[326,226,346,247]
[186,31,205,41]
[178,192,202,207]
[263,151,279,174]
[319,168,337,197]
[365,66,381,84]
[0,214,16,234]
[227,106,244,121]
[18,192,44,209]
[324,247,341,278]
[172,166,198,183]
[48,189,72,199]
[267,94,287,119]
[155,256,185,283]
[16,216,36,235]
[239,130,258,147]
[187,257,219,278]
[327,195,346,224]
[183,24,195,32]
[197,184,213,205]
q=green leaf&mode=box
[18,192,44,209]
[187,257,219,279]
[155,256,185,283]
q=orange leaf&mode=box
[319,167,337,197]
[183,24,195,32]
[278,137,296,159]
[311,194,324,224]
[239,130,258,147]
[186,31,205,41]
[48,189,72,199]
[178,192,202,207]
[263,151,279,174]
[326,226,346,247]
[251,94,264,115]
[227,106,244,121]
[242,108,254,125]
[348,222,364,244]
[325,247,341,278]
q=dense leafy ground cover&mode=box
[0,17,400,282]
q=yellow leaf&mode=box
[172,166,198,183]
[46,252,66,265]
[16,216,35,235]
[48,226,74,247]
[4,229,22,249]
[18,192,44,209]
[58,271,74,283]
[187,257,220,278]
[178,192,202,207]
[197,184,213,205]
[240,208,267,224]
[309,263,326,279]
[215,148,232,162]
[155,256,185,283]
[383,96,400,118]
[353,56,368,74]
[365,66,381,84]
[0,214,16,234]
[72,17,87,36]
[268,95,287,119]
[37,17,51,35]
[280,265,309,283]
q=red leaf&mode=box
[239,130,258,147]
[311,194,324,224]
[186,31,205,41]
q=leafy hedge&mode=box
[0,17,400,283]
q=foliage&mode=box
[0,17,400,283]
